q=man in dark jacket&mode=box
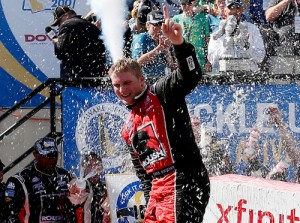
[108,6,210,223]
[4,137,76,222]
[51,6,106,79]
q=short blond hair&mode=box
[108,58,143,79]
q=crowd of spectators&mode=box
[125,0,297,77]
[46,0,300,81]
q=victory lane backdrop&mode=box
[62,84,300,182]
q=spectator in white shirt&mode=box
[208,0,266,73]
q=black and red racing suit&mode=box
[4,162,76,223]
[122,41,210,223]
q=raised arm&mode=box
[161,6,184,46]
[265,0,293,21]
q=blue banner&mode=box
[62,84,300,182]
[62,87,130,180]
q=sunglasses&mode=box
[151,22,163,26]
[42,151,58,158]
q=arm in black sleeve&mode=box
[126,144,152,203]
[155,41,202,101]
[54,26,71,60]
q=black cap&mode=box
[147,10,164,24]
[137,5,152,24]
[34,137,59,156]
[51,5,75,26]
[225,0,243,8]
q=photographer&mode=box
[49,6,106,79]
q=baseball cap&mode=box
[137,5,152,24]
[147,10,164,24]
[34,137,59,157]
[225,0,243,8]
[51,5,75,26]
[179,0,194,4]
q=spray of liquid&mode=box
[87,0,128,63]
[76,161,99,190]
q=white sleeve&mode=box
[248,23,266,64]
[208,34,224,71]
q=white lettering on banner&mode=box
[216,199,300,223]
[119,183,143,206]
[120,188,132,205]
[289,103,300,133]
[192,103,300,133]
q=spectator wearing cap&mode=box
[4,137,76,222]
[68,152,110,223]
[130,3,153,38]
[50,5,106,79]
[208,0,265,73]
[173,0,211,73]
[0,159,6,220]
[131,10,178,78]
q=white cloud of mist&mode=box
[88,0,127,63]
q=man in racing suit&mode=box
[108,6,210,223]
[4,137,76,223]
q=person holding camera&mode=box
[49,6,107,79]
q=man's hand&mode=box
[161,5,184,45]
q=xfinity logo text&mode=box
[216,199,299,223]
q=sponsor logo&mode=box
[41,215,64,221]
[142,149,166,167]
[32,176,40,183]
[216,198,300,223]
[186,56,195,71]
[33,182,44,190]
[7,182,15,189]
[116,181,146,223]
[75,103,129,170]
[24,34,53,44]
[5,189,15,197]
[22,0,76,13]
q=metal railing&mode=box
[0,77,110,174]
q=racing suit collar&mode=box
[126,85,148,109]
